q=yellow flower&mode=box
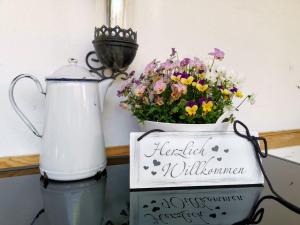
[193,80,208,92]
[202,101,214,114]
[221,89,231,95]
[185,105,198,116]
[235,90,243,98]
[196,83,208,92]
[180,76,194,85]
[199,73,206,79]
[171,74,181,82]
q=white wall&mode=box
[0,0,300,157]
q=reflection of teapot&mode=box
[9,58,113,181]
[32,176,106,225]
[130,186,263,225]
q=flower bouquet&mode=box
[118,48,254,131]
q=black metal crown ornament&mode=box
[86,25,138,80]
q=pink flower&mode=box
[172,60,180,68]
[117,78,133,97]
[208,48,225,60]
[155,96,164,106]
[189,57,204,68]
[171,83,187,100]
[159,59,173,70]
[144,59,157,75]
[153,79,167,94]
[134,85,146,97]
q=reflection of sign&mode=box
[130,186,263,225]
[130,132,264,189]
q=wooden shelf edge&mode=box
[1,129,300,171]
[0,145,129,171]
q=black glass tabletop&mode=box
[0,156,299,225]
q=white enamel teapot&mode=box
[9,58,113,181]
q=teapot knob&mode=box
[68,58,78,64]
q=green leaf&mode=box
[179,115,186,120]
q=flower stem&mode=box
[235,95,250,111]
[209,58,215,72]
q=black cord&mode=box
[137,129,164,141]
[30,208,45,225]
[233,120,300,214]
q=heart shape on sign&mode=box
[217,157,222,161]
[224,149,229,153]
[153,159,161,166]
[151,171,157,176]
[152,207,160,212]
[212,145,219,152]
[143,166,149,170]
[209,213,217,218]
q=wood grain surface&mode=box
[0,129,299,172]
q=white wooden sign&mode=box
[130,186,263,225]
[130,132,264,189]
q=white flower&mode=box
[216,66,227,74]
[248,94,256,105]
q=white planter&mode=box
[139,120,231,132]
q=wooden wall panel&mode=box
[0,129,299,171]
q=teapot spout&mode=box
[99,78,114,112]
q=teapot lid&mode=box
[46,58,101,82]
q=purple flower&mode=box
[198,97,206,105]
[128,70,135,77]
[230,87,238,93]
[198,68,207,74]
[198,79,205,85]
[186,101,197,107]
[117,90,122,97]
[134,79,141,85]
[170,48,177,57]
[180,58,191,67]
[218,85,224,89]
[180,72,190,79]
[208,48,225,60]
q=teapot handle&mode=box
[9,74,46,138]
